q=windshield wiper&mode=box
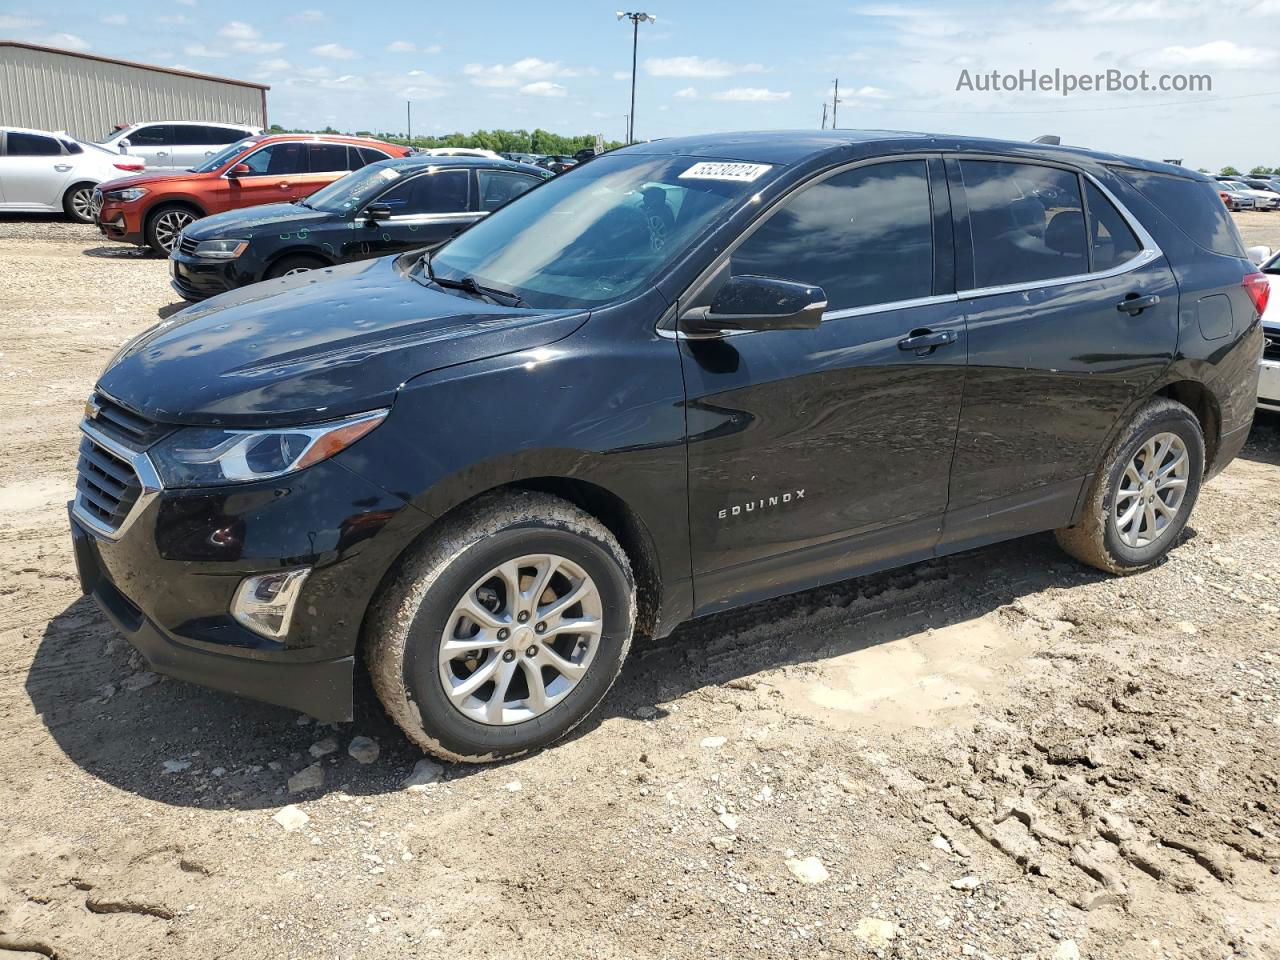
[421,253,525,307]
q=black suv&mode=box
[169,156,550,300]
[71,131,1264,763]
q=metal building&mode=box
[0,41,268,141]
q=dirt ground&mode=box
[1,210,1278,960]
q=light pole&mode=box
[616,11,655,143]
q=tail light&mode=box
[1243,272,1270,317]
[113,162,144,172]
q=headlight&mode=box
[192,238,250,260]
[150,409,388,487]
[106,187,148,202]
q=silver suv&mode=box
[98,121,261,171]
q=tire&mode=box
[1055,398,1204,574]
[267,254,327,280]
[145,204,200,255]
[366,490,636,762]
[63,182,96,224]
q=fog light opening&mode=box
[231,568,311,640]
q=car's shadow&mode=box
[81,245,154,260]
[29,526,1120,810]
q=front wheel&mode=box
[267,254,327,279]
[1056,398,1204,574]
[145,204,199,255]
[366,490,636,762]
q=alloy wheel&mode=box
[1113,432,1189,549]
[438,554,603,725]
[70,187,95,222]
[153,210,195,253]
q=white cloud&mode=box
[157,14,190,24]
[100,13,128,25]
[259,58,291,72]
[184,43,226,58]
[237,40,285,54]
[644,56,765,78]
[711,87,791,102]
[851,85,890,99]
[612,70,631,81]
[176,0,196,6]
[218,20,259,40]
[0,14,42,30]
[387,41,416,52]
[464,57,577,88]
[311,42,358,59]
[41,32,90,51]
[1157,39,1276,67]
[1051,0,1196,20]
[520,80,568,97]
[674,86,698,98]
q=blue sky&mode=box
[3,0,1279,168]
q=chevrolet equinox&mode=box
[70,131,1264,762]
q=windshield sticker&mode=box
[379,168,401,181]
[679,162,772,183]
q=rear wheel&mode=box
[145,204,199,255]
[366,490,636,762]
[1056,398,1204,574]
[267,254,327,279]
[62,183,96,224]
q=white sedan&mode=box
[1252,245,1280,412]
[0,126,146,223]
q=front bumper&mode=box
[168,250,242,300]
[68,444,428,721]
[1260,358,1280,412]
[96,200,144,245]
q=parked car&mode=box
[423,147,502,160]
[0,126,145,222]
[1216,181,1258,211]
[94,134,411,254]
[169,156,550,300]
[1253,247,1280,413]
[1232,177,1280,197]
[536,154,577,174]
[501,152,541,164]
[70,131,1262,762]
[99,121,262,171]
[1220,180,1278,210]
[1218,188,1237,211]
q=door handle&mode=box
[156,151,167,157]
[897,328,957,355]
[54,164,72,172]
[1116,293,1160,315]
[277,182,291,190]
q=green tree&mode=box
[1220,165,1241,176]
[1250,165,1274,176]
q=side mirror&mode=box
[227,163,251,178]
[364,202,393,222]
[680,275,827,334]
[1247,245,1272,266]
[117,138,131,153]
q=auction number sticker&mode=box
[679,162,772,182]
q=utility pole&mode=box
[832,79,840,129]
[617,12,655,144]
[406,100,412,141]
[821,102,828,129]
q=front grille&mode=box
[177,234,199,257]
[75,434,142,533]
[1265,333,1280,363]
[88,393,170,448]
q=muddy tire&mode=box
[366,490,636,763]
[1055,398,1204,574]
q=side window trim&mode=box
[371,168,478,221]
[667,153,955,337]
[944,154,1163,302]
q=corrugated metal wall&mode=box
[0,45,266,141]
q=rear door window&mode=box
[729,159,934,311]
[306,143,351,173]
[959,160,1087,288]
[358,147,391,166]
[1116,169,1246,258]
[127,124,172,147]
[203,125,248,145]
[241,142,307,176]
[6,132,63,156]
[1084,181,1141,272]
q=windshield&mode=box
[191,139,256,174]
[428,154,772,309]
[303,162,405,213]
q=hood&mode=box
[96,170,208,192]
[97,255,587,427]
[184,202,334,240]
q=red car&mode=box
[94,133,412,253]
